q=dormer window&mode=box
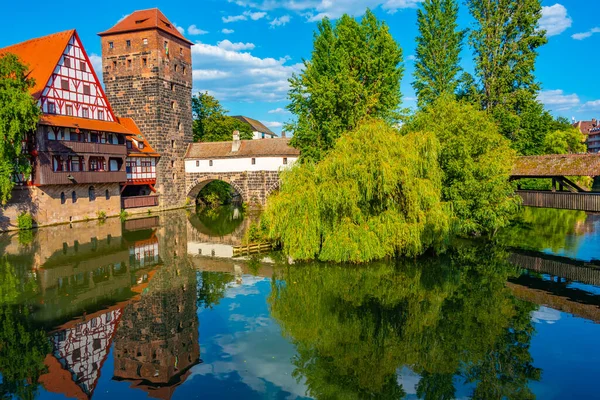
[139,142,144,150]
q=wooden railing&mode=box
[517,190,600,212]
[124,216,160,231]
[122,195,159,209]
[38,170,127,185]
[46,141,127,155]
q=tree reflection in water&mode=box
[269,244,541,399]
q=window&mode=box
[183,66,186,74]
[47,102,56,114]
[171,140,175,148]
[283,157,288,165]
[107,133,114,144]
[127,59,132,68]
[164,41,168,51]
[61,79,69,90]
[90,131,100,143]
[60,192,66,204]
[105,189,110,200]
[109,41,114,49]
[68,156,84,172]
[171,101,176,109]
[251,158,256,165]
[196,160,199,167]
[126,39,131,47]
[126,141,132,149]
[52,156,63,172]
[64,57,71,68]
[66,105,73,116]
[72,191,77,203]
[89,157,105,172]
[139,142,144,149]
[180,47,183,56]
[80,61,86,71]
[82,108,89,118]
[171,83,175,91]
[209,160,213,167]
[83,85,90,95]
[178,122,182,131]
[142,57,147,66]
[171,160,174,168]
[112,60,117,69]
[47,128,56,141]
[143,38,148,45]
[174,64,178,72]
[98,110,104,120]
[88,186,95,201]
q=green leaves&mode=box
[0,53,40,204]
[287,10,404,162]
[192,92,253,142]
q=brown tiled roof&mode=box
[0,30,74,98]
[98,8,194,45]
[40,114,136,135]
[118,117,160,157]
[574,120,598,135]
[513,154,600,177]
[185,139,299,159]
[232,116,277,136]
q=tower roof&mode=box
[0,30,74,98]
[98,8,194,45]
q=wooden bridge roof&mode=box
[513,154,600,177]
[185,138,299,159]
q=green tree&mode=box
[192,92,252,142]
[0,54,40,204]
[287,10,404,162]
[413,0,465,107]
[408,97,520,235]
[262,119,451,263]
[542,126,587,155]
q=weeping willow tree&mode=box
[261,119,451,263]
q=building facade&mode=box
[574,119,600,153]
[99,9,194,209]
[233,115,278,139]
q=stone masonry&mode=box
[100,27,193,209]
[186,171,280,207]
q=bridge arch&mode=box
[186,175,246,204]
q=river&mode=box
[0,206,599,399]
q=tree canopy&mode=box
[286,10,404,162]
[0,54,40,204]
[192,92,253,142]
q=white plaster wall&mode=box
[252,131,276,140]
[185,156,297,173]
[188,242,234,258]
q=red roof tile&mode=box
[98,9,193,45]
[0,30,74,99]
[232,116,276,136]
[119,117,160,157]
[185,139,299,159]
[40,114,136,135]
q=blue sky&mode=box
[1,0,599,133]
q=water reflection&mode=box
[0,207,599,399]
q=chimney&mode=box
[281,131,286,138]
[232,130,241,152]
[593,118,598,127]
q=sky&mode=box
[1,0,599,134]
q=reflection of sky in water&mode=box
[543,214,600,261]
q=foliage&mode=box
[17,211,33,230]
[408,97,520,235]
[96,210,107,221]
[268,243,539,399]
[119,210,129,222]
[196,271,235,309]
[192,92,253,142]
[198,180,233,207]
[190,206,245,237]
[413,0,465,107]
[287,10,404,162]
[262,119,451,263]
[542,127,587,155]
[0,54,41,205]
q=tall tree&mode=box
[287,10,404,162]
[192,92,253,142]
[413,0,465,107]
[467,0,547,114]
[0,54,40,205]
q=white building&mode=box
[232,116,278,140]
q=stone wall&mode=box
[185,171,280,207]
[101,28,193,210]
[0,183,121,231]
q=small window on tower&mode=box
[142,57,147,66]
[61,79,69,90]
[47,102,56,114]
[143,38,148,45]
[82,108,89,118]
[66,105,73,116]
[183,66,186,74]
[171,140,175,148]
[164,41,168,50]
[139,142,144,149]
[178,122,182,131]
[180,47,183,56]
[174,64,178,72]
[171,101,176,110]
[83,85,90,95]
[80,61,86,72]
[127,59,132,68]
[64,57,71,68]
[171,83,175,91]
[126,40,131,48]
[112,60,117,69]
[98,111,104,120]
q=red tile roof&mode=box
[40,114,136,135]
[574,120,599,135]
[98,8,193,45]
[0,30,74,99]
[119,117,160,157]
[232,116,277,136]
[185,139,299,159]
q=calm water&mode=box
[1,207,599,399]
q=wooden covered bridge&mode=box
[512,154,600,212]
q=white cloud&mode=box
[580,100,600,112]
[572,27,600,40]
[539,4,572,37]
[222,28,235,34]
[116,14,129,23]
[268,107,289,114]
[175,25,185,35]
[217,39,256,51]
[270,15,291,28]
[538,89,580,111]
[89,53,103,81]
[223,10,268,23]
[264,121,283,128]
[188,24,209,35]
[191,42,302,102]
[407,54,416,61]
[227,0,422,21]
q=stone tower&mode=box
[99,9,193,208]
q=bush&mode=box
[96,210,107,221]
[119,210,129,222]
[17,212,33,230]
